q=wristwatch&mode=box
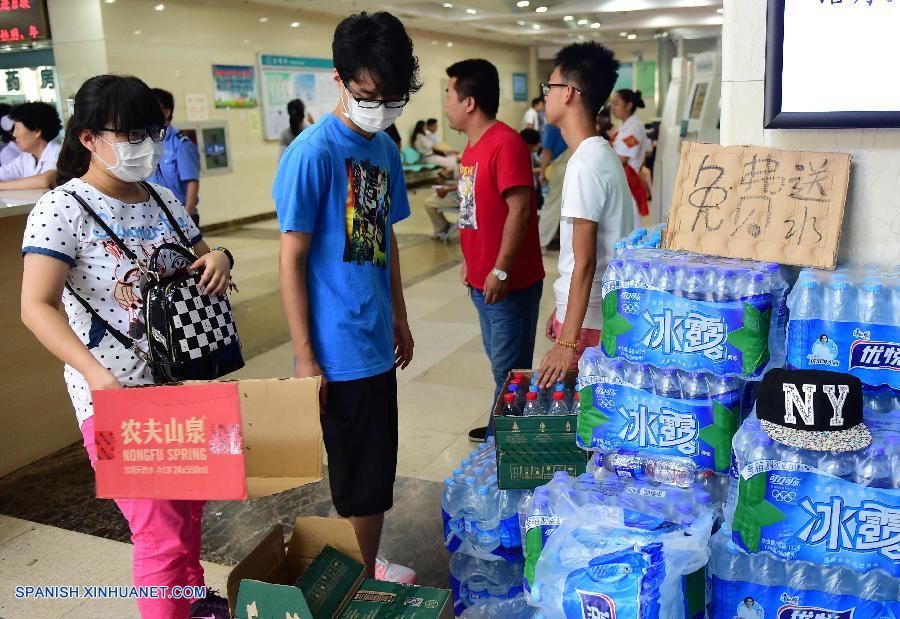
[491,268,509,281]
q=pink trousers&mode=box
[81,416,206,619]
[551,317,602,369]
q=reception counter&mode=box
[1,189,82,476]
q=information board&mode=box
[258,54,334,141]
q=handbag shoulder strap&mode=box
[140,181,194,249]
[64,282,136,351]
[59,188,140,265]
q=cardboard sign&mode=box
[93,378,324,500]
[663,142,851,269]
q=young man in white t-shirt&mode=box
[536,42,634,386]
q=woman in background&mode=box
[0,101,62,189]
[279,98,314,155]
[609,89,649,219]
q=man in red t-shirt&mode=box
[444,59,545,442]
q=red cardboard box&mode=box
[92,378,323,500]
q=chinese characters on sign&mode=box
[0,0,48,44]
[664,143,851,269]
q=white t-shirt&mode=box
[0,140,20,165]
[21,178,202,426]
[554,137,635,330]
[522,107,539,129]
[612,115,648,174]
[0,140,60,181]
[413,132,434,157]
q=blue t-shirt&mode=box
[273,113,410,382]
[542,124,568,161]
[148,124,201,207]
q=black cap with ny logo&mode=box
[756,368,871,453]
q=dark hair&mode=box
[446,59,500,119]
[426,117,438,126]
[9,102,62,142]
[332,11,422,99]
[743,597,754,604]
[596,106,613,140]
[56,75,165,184]
[531,97,543,107]
[554,42,620,117]
[383,123,401,148]
[151,87,174,115]
[519,128,540,147]
[287,98,306,137]
[410,120,426,145]
[616,88,646,115]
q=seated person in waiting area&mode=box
[0,102,62,189]
[411,119,457,174]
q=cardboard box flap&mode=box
[239,378,324,496]
[227,524,293,613]
[295,545,366,618]
[235,579,313,619]
[287,517,364,565]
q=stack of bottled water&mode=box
[442,440,529,614]
[600,248,788,379]
[499,371,578,417]
[787,265,900,393]
[525,484,714,619]
[707,525,900,618]
[613,224,666,255]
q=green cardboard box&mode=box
[493,369,588,490]
[228,517,451,619]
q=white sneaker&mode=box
[375,556,417,584]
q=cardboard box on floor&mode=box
[92,378,324,500]
[493,369,588,490]
[228,517,452,619]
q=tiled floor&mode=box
[0,187,562,618]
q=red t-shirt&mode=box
[457,122,545,292]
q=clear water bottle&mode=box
[791,278,822,319]
[864,388,896,414]
[817,450,856,481]
[652,265,679,294]
[549,391,569,416]
[745,430,777,463]
[682,267,708,301]
[523,391,544,416]
[474,485,501,552]
[570,391,580,415]
[891,283,900,323]
[652,367,683,398]
[712,269,739,302]
[740,271,767,300]
[885,436,900,489]
[859,282,888,324]
[442,478,464,540]
[708,374,740,396]
[606,258,626,283]
[605,358,626,382]
[825,280,857,321]
[627,362,654,392]
[507,383,523,408]
[680,371,709,399]
[503,392,521,417]
[855,445,892,488]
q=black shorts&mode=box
[320,368,398,518]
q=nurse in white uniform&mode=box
[0,101,62,190]
[609,89,649,218]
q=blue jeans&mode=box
[470,280,543,434]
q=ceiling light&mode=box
[442,2,453,7]
[243,39,251,44]
[532,23,541,29]
[535,6,548,12]
[104,0,116,3]
[590,22,601,28]
[619,31,628,36]
[133,29,142,35]
[446,41,454,47]
[154,3,164,10]
[432,39,438,44]
[563,15,574,21]
[517,20,527,25]
[716,7,724,13]
[290,21,301,27]
[577,34,585,41]
[516,0,529,6]
[259,16,268,22]
[466,8,477,14]
[627,33,637,40]
[577,18,588,25]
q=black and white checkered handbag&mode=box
[63,184,244,383]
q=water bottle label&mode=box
[730,460,900,577]
[787,319,900,390]
[708,575,897,619]
[498,513,522,549]
[476,525,499,548]
[599,282,781,379]
[577,378,742,472]
[441,509,463,552]
[559,547,661,619]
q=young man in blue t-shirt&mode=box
[273,11,420,582]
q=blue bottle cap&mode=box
[863,282,884,292]
[554,383,565,391]
[478,485,490,495]
[830,281,850,290]
[508,383,519,392]
[800,279,818,289]
[465,476,476,485]
[444,478,454,486]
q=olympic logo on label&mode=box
[621,302,640,315]
[771,490,797,503]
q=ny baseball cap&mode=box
[756,368,871,452]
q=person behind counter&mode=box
[0,101,62,190]
[0,103,21,165]
[20,74,233,619]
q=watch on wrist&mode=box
[491,268,508,282]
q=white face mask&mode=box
[340,85,405,134]
[93,135,163,182]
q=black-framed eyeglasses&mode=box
[343,81,409,109]
[97,125,166,144]
[541,82,583,97]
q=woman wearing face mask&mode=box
[20,75,232,619]
[0,101,62,189]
